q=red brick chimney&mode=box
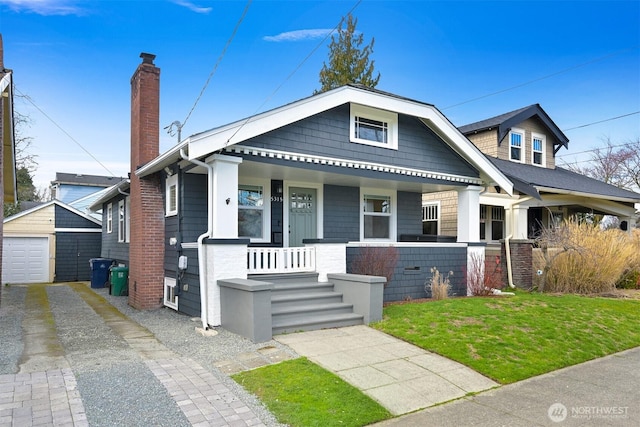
[129,53,165,309]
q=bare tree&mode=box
[563,138,639,191]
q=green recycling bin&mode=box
[110,266,129,296]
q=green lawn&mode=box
[373,291,640,383]
[232,357,391,427]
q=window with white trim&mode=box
[509,128,524,163]
[422,202,440,235]
[106,203,113,234]
[118,200,125,242]
[125,197,131,243]
[361,189,396,241]
[350,104,398,150]
[163,277,178,310]
[238,184,264,239]
[165,174,178,216]
[480,205,505,241]
[532,133,545,166]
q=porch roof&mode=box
[137,85,513,195]
[490,157,640,204]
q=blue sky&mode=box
[1,0,639,191]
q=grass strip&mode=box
[373,292,640,384]
[232,357,392,427]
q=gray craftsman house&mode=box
[93,53,514,342]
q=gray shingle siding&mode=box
[238,104,479,178]
[55,205,100,229]
[99,195,129,264]
[323,185,360,241]
[180,172,208,243]
[174,247,201,317]
[397,191,422,236]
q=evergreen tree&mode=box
[316,13,380,94]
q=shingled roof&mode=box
[489,157,640,203]
[459,104,569,154]
[51,172,124,188]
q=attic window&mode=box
[532,133,545,167]
[350,104,398,150]
[509,128,524,163]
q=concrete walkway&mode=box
[372,346,640,427]
[275,325,498,415]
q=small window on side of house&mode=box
[118,200,125,243]
[165,174,178,217]
[532,133,545,167]
[350,104,398,150]
[106,203,113,234]
[509,128,524,163]
[361,190,395,241]
[125,197,131,243]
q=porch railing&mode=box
[247,247,316,274]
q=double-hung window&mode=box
[238,184,264,239]
[532,133,545,166]
[509,128,524,163]
[362,190,395,240]
[422,202,440,235]
[118,200,125,242]
[106,203,113,234]
[350,104,398,150]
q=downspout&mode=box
[504,234,516,289]
[180,148,213,330]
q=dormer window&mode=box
[509,128,524,163]
[532,133,545,167]
[350,104,398,150]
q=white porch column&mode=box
[512,205,529,240]
[208,154,243,239]
[457,186,483,242]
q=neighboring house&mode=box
[2,200,102,284]
[1,34,18,304]
[423,104,640,286]
[50,172,124,219]
[93,53,514,341]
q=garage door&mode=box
[2,237,50,284]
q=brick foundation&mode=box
[501,239,533,289]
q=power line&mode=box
[562,111,640,131]
[443,45,640,110]
[14,86,117,177]
[173,0,253,138]
[226,0,363,145]
[557,140,638,159]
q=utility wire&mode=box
[226,0,363,145]
[14,86,117,177]
[177,0,253,136]
[562,111,639,131]
[442,45,640,110]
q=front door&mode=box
[289,187,317,247]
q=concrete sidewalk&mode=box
[275,325,498,415]
[372,346,640,426]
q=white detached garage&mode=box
[2,200,102,284]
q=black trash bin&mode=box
[89,258,114,288]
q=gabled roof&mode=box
[137,84,514,195]
[88,179,130,212]
[459,104,569,153]
[489,157,640,203]
[4,199,102,226]
[51,172,124,188]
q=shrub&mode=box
[466,253,504,296]
[534,219,637,293]
[426,267,452,300]
[350,246,399,287]
[616,270,640,289]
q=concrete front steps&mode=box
[255,273,364,335]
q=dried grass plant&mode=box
[427,267,452,300]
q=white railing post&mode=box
[247,247,316,274]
